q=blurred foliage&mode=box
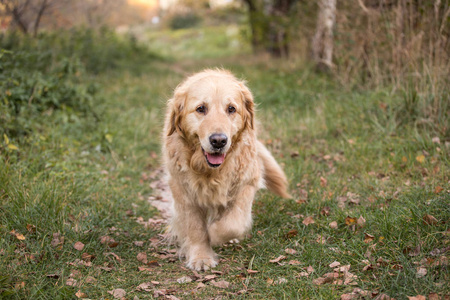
[0,28,159,143]
[169,12,202,30]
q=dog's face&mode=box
[167,70,254,169]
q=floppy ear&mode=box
[239,82,255,130]
[166,90,186,137]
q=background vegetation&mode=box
[0,0,448,299]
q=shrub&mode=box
[169,12,201,30]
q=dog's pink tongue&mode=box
[207,153,225,165]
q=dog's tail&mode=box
[257,141,291,199]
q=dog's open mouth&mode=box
[203,149,226,168]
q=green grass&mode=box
[1,27,449,299]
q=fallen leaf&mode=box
[321,206,331,216]
[104,252,121,262]
[51,233,64,247]
[66,278,77,287]
[285,248,297,255]
[204,274,217,281]
[288,260,301,265]
[74,242,85,251]
[428,293,439,300]
[316,235,327,244]
[10,230,25,241]
[329,261,340,268]
[247,269,259,274]
[81,252,95,262]
[26,224,36,233]
[137,252,148,264]
[137,282,153,291]
[196,282,206,289]
[329,221,338,229]
[177,276,192,284]
[364,233,375,243]
[307,265,314,273]
[269,255,286,263]
[416,155,425,163]
[273,277,288,284]
[407,296,426,300]
[296,272,309,277]
[408,244,421,257]
[134,241,144,247]
[434,186,443,194]
[211,280,230,288]
[75,290,88,299]
[345,216,357,226]
[320,177,328,187]
[416,267,427,278]
[285,229,298,238]
[108,288,126,299]
[302,216,315,226]
[423,214,438,225]
[357,216,366,227]
[85,276,97,284]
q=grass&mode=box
[1,26,449,299]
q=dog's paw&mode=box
[228,238,240,244]
[186,255,218,271]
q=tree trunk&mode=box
[33,0,49,37]
[312,0,336,71]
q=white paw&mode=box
[186,255,218,271]
[228,239,240,244]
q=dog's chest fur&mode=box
[164,133,261,209]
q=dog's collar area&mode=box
[202,148,226,168]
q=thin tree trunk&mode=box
[33,0,49,37]
[312,0,337,71]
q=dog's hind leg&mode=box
[208,185,256,246]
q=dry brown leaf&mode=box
[407,296,426,300]
[269,255,286,263]
[307,265,314,273]
[320,177,327,187]
[285,248,297,255]
[416,267,427,278]
[286,229,298,238]
[357,216,366,227]
[329,261,340,268]
[85,276,97,284]
[329,221,338,229]
[364,233,375,243]
[345,216,357,226]
[137,252,148,264]
[81,252,95,262]
[66,278,77,287]
[197,282,206,289]
[423,214,438,225]
[204,274,217,281]
[428,293,439,300]
[108,288,126,299]
[321,206,331,216]
[211,280,230,288]
[104,252,121,262]
[51,233,64,247]
[274,277,288,284]
[73,242,85,251]
[247,269,259,274]
[316,235,327,244]
[297,272,309,277]
[302,216,315,226]
[138,266,152,272]
[137,282,153,292]
[26,224,36,233]
[10,230,25,241]
[435,186,444,194]
[134,241,144,247]
[75,290,88,299]
[288,260,301,265]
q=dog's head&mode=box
[166,69,254,169]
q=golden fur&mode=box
[162,69,290,271]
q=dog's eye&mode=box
[227,105,236,114]
[196,105,206,114]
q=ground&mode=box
[0,26,449,299]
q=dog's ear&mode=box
[239,82,255,130]
[166,90,186,137]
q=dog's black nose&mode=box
[209,133,228,149]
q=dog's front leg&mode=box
[172,200,218,271]
[208,185,256,246]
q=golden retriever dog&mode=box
[162,69,290,271]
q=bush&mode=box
[169,12,201,30]
[0,49,98,139]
